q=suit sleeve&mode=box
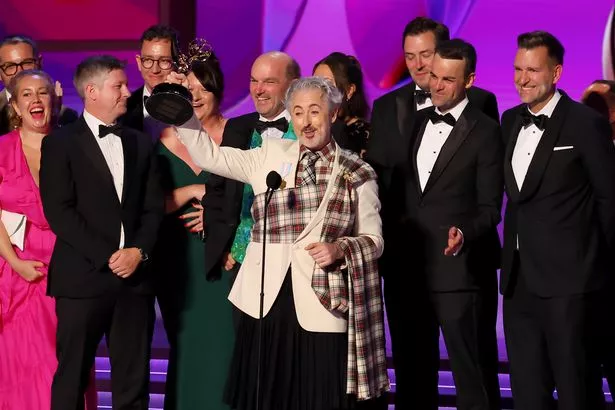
[40,133,116,269]
[175,114,264,183]
[459,122,504,243]
[577,114,615,251]
[131,140,164,255]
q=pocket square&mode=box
[553,146,574,151]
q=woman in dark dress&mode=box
[153,52,233,410]
[313,52,370,157]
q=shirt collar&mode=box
[143,85,152,101]
[527,89,561,118]
[83,110,115,138]
[259,109,290,123]
[299,139,336,165]
[435,96,469,120]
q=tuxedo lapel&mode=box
[411,108,430,197]
[120,130,138,204]
[504,111,523,202]
[422,106,476,194]
[74,117,116,192]
[518,96,569,201]
[395,84,415,143]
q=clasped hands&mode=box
[109,248,142,278]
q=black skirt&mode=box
[223,270,354,410]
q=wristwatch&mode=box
[138,248,149,262]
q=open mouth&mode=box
[29,107,45,120]
[303,129,316,138]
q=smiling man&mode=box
[363,19,502,409]
[173,74,389,410]
[501,31,615,410]
[40,55,163,410]
[393,39,504,410]
[217,51,301,275]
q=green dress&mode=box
[153,142,234,410]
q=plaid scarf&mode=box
[251,148,389,400]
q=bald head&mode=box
[250,51,301,119]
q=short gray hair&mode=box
[285,76,343,113]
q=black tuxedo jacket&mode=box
[201,110,351,277]
[120,86,146,131]
[202,112,256,278]
[40,117,164,297]
[0,89,79,135]
[501,93,615,297]
[366,82,500,281]
[389,104,503,291]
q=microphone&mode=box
[256,171,282,410]
[266,170,282,191]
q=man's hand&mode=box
[222,252,236,271]
[444,226,464,256]
[108,248,142,278]
[54,80,63,108]
[166,72,189,88]
[305,242,344,268]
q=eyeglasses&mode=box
[0,59,40,75]
[139,57,174,70]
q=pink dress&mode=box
[0,130,68,410]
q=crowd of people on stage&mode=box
[0,15,614,410]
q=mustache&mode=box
[301,127,317,133]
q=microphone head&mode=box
[266,171,283,190]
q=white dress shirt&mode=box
[511,90,561,189]
[415,84,433,111]
[416,97,469,191]
[83,110,125,248]
[258,110,291,139]
[142,86,167,140]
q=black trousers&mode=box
[384,275,500,410]
[503,254,605,410]
[51,290,155,410]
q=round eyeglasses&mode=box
[139,57,174,70]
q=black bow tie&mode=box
[254,117,289,134]
[414,89,431,105]
[99,124,123,138]
[520,110,549,130]
[427,110,456,127]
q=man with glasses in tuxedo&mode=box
[0,35,78,135]
[121,25,179,138]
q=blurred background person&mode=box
[153,50,235,410]
[581,79,615,396]
[313,51,370,156]
[582,80,615,138]
[0,35,78,135]
[0,69,96,410]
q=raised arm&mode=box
[175,114,265,184]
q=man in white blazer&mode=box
[171,74,389,409]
